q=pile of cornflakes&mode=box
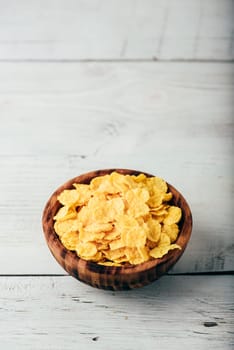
[54,172,182,266]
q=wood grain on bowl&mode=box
[42,169,192,290]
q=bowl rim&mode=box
[42,168,193,276]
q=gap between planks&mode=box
[0,58,233,63]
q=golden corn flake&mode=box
[79,227,106,243]
[115,215,147,248]
[162,224,179,243]
[146,177,167,193]
[54,217,80,237]
[103,247,126,261]
[163,206,182,225]
[121,225,147,248]
[53,206,76,221]
[72,183,92,204]
[149,244,181,259]
[76,241,97,259]
[146,218,161,242]
[163,192,173,202]
[109,239,125,250]
[125,189,149,217]
[104,229,120,241]
[53,172,182,266]
[147,190,163,209]
[60,231,79,250]
[159,233,171,246]
[125,247,148,265]
[137,246,150,261]
[57,189,79,206]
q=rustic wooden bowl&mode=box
[42,169,192,290]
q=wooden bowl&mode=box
[42,169,192,290]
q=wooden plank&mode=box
[0,276,233,350]
[0,62,233,274]
[0,0,233,60]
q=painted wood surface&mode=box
[0,2,233,349]
[0,0,233,61]
[0,62,233,274]
[0,275,233,350]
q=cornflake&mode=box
[54,172,182,266]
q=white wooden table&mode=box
[0,1,233,349]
